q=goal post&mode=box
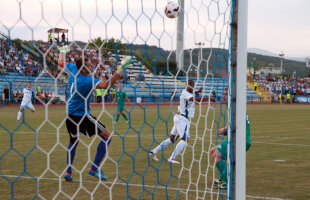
[229,0,248,199]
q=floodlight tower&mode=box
[195,42,205,77]
[279,51,284,72]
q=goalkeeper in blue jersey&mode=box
[58,46,132,182]
[210,113,251,189]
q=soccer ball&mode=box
[164,1,180,19]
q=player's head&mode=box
[76,57,93,75]
[186,79,195,93]
[118,84,123,91]
[27,81,32,88]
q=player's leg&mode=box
[168,116,189,164]
[211,140,228,188]
[115,105,123,122]
[85,115,109,181]
[149,116,178,161]
[17,107,23,121]
[27,102,35,113]
[120,110,128,121]
[64,115,81,181]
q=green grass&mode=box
[0,104,310,200]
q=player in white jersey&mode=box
[15,82,35,122]
[149,79,212,164]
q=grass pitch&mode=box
[0,103,310,200]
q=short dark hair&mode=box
[76,57,88,70]
[187,79,194,86]
[27,81,31,84]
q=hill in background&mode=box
[126,44,307,77]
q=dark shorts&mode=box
[66,114,105,143]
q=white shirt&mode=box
[178,89,195,118]
[22,88,34,103]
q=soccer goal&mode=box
[0,0,247,199]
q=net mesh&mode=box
[0,0,233,199]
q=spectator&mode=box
[212,89,216,101]
[37,85,41,94]
[3,85,9,104]
[61,33,66,45]
[96,88,102,103]
[254,81,257,91]
[49,33,53,43]
[287,93,291,104]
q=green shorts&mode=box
[216,139,251,161]
[217,139,228,160]
[117,105,124,112]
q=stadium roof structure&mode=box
[47,28,68,34]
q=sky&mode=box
[0,0,309,58]
[248,0,310,58]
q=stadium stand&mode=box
[0,35,260,104]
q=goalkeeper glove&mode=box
[59,45,70,54]
[116,56,132,74]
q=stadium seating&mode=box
[0,35,260,103]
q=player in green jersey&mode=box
[113,84,131,123]
[210,113,251,189]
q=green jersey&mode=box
[116,91,126,107]
[246,113,251,151]
[217,113,251,160]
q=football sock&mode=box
[152,138,173,154]
[169,140,187,160]
[121,113,128,121]
[216,160,227,182]
[17,111,22,121]
[116,114,120,122]
[91,139,111,171]
[66,142,78,174]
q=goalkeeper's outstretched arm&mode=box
[58,45,70,68]
[58,52,65,68]
[96,56,132,89]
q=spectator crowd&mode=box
[255,75,310,103]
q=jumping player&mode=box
[149,80,211,164]
[58,45,132,181]
[15,81,35,122]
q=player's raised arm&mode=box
[96,56,132,89]
[58,45,70,68]
[218,127,228,136]
[195,87,203,94]
[191,96,215,102]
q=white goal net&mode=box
[0,0,237,199]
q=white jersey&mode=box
[178,89,195,118]
[22,88,34,104]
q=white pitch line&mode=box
[1,131,309,147]
[0,174,219,194]
[0,174,290,200]
[253,141,310,147]
[1,130,310,141]
[245,195,291,200]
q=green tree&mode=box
[89,37,124,52]
[89,37,105,48]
